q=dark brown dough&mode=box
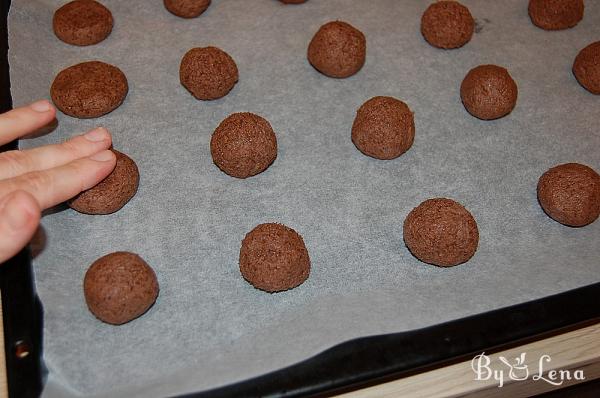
[351,96,415,160]
[537,163,600,227]
[573,41,600,95]
[460,64,518,120]
[68,150,139,214]
[164,0,211,18]
[307,21,366,78]
[279,0,307,3]
[180,46,239,100]
[528,0,584,31]
[240,223,310,292]
[403,198,479,267]
[53,0,113,46]
[421,1,474,49]
[84,252,159,325]
[50,61,128,118]
[210,112,277,179]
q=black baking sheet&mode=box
[2,0,600,397]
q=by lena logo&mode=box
[471,352,585,388]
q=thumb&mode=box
[0,190,41,264]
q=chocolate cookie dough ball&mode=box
[50,61,128,118]
[84,252,159,325]
[164,0,211,18]
[403,198,479,267]
[307,21,366,78]
[69,150,139,214]
[421,1,475,49]
[460,65,518,120]
[180,46,239,100]
[573,42,600,95]
[528,0,584,31]
[280,0,307,3]
[240,223,310,292]
[351,96,415,160]
[537,163,600,227]
[210,112,277,179]
[53,0,113,46]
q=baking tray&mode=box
[1,0,43,396]
[2,0,600,396]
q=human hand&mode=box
[0,100,116,263]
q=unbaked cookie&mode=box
[460,64,518,120]
[53,0,113,46]
[210,112,277,179]
[84,252,159,325]
[164,0,211,18]
[180,47,239,100]
[537,163,600,227]
[351,96,415,160]
[573,41,600,95]
[528,0,584,31]
[240,223,310,292]
[68,149,139,214]
[50,61,128,118]
[403,198,479,267]
[307,21,366,78]
[421,1,475,49]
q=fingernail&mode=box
[4,195,31,230]
[84,127,108,142]
[30,100,52,113]
[89,150,114,162]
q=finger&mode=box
[0,150,116,210]
[0,127,112,180]
[0,190,41,264]
[0,100,56,146]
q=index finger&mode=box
[0,150,116,210]
[0,100,56,146]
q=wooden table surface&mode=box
[1,294,598,398]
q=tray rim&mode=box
[174,282,600,398]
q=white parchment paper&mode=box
[8,0,600,396]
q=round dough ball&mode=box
[50,61,128,118]
[240,223,310,292]
[403,198,479,267]
[351,96,415,160]
[421,1,474,49]
[84,252,159,325]
[53,0,113,46]
[164,0,211,18]
[573,41,600,95]
[307,21,366,78]
[460,64,518,120]
[528,0,584,31]
[280,0,307,3]
[537,163,600,227]
[180,46,239,100]
[210,112,277,179]
[68,150,139,214]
